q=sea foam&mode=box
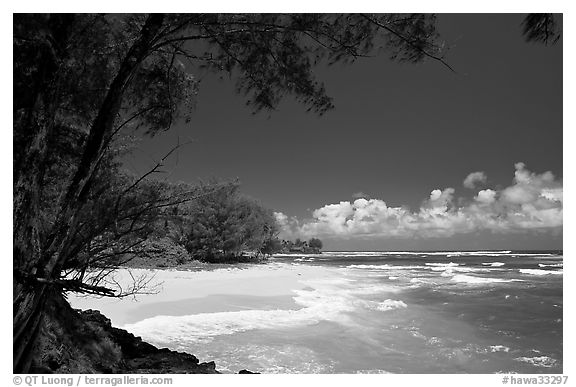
[519,269,563,276]
[123,271,406,347]
[514,356,558,368]
[451,274,522,284]
[538,263,563,268]
[482,262,506,267]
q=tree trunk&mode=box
[13,14,165,373]
[42,13,166,277]
[13,15,73,373]
[13,280,48,373]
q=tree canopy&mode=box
[182,181,277,262]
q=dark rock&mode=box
[239,369,260,374]
[65,308,220,373]
[34,296,240,374]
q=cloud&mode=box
[475,189,497,204]
[275,163,562,240]
[463,171,487,189]
[274,212,301,240]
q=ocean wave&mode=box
[519,269,563,276]
[371,299,408,312]
[306,273,400,294]
[121,307,329,346]
[409,278,430,284]
[124,287,356,345]
[490,345,510,353]
[123,272,407,345]
[212,344,336,374]
[514,356,558,368]
[451,274,523,284]
[351,285,401,295]
[482,262,506,267]
[321,251,389,257]
[346,264,393,270]
[424,263,493,275]
[508,254,559,258]
[444,251,513,257]
[322,250,554,257]
[345,264,425,271]
[538,263,563,268]
[273,253,323,259]
[425,262,460,267]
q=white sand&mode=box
[68,262,334,325]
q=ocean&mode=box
[266,251,564,373]
[78,250,563,374]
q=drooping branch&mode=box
[24,276,116,297]
[521,14,561,46]
[360,14,456,73]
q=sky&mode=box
[125,14,563,251]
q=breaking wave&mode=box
[519,269,563,276]
[538,263,563,268]
[514,356,558,368]
[451,274,523,284]
[482,262,506,267]
[122,272,406,347]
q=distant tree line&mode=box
[261,237,323,255]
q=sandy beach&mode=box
[68,261,334,326]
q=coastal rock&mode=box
[80,309,219,374]
[30,292,221,374]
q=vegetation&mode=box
[260,237,324,254]
[181,182,278,263]
[13,13,559,373]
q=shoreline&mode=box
[66,251,563,374]
[68,260,328,326]
[66,259,326,374]
[38,259,291,374]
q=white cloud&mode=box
[475,189,497,204]
[541,188,563,202]
[276,163,562,240]
[274,211,301,240]
[463,171,487,189]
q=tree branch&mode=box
[360,14,456,74]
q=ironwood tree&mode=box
[182,181,277,262]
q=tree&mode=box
[308,238,323,251]
[260,237,283,256]
[183,181,277,262]
[15,13,557,372]
[521,14,561,46]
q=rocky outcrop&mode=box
[81,309,218,374]
[30,291,219,374]
[31,293,258,374]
